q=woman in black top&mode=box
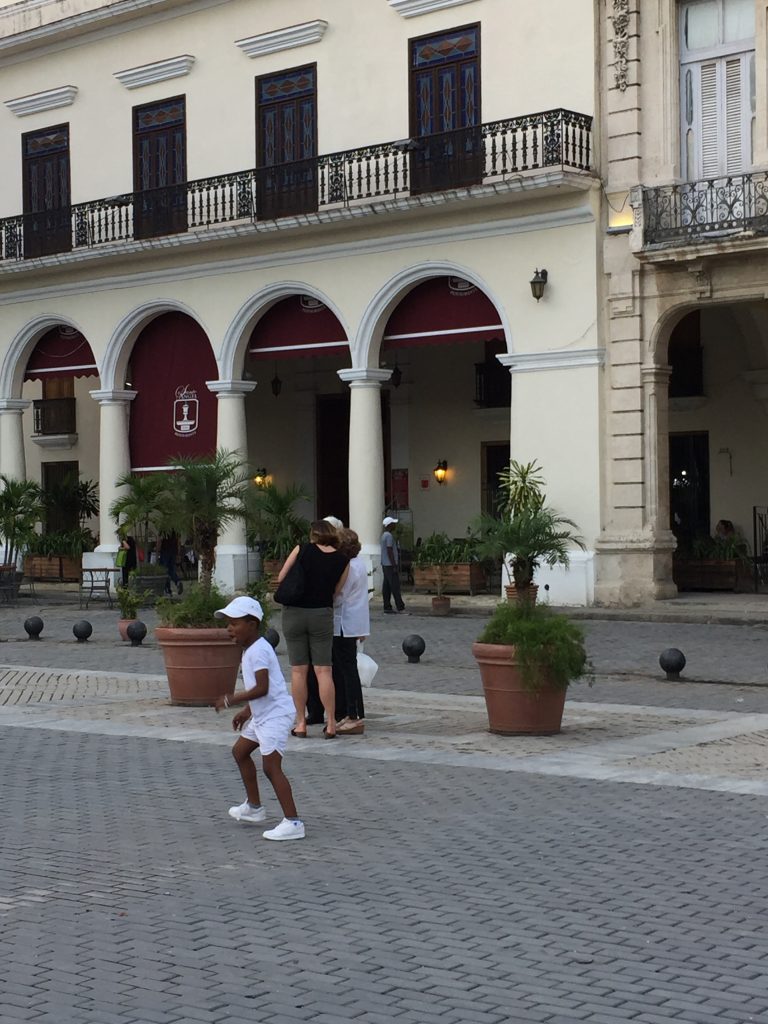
[278,520,349,738]
[119,535,137,587]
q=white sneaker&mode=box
[263,817,305,841]
[228,800,266,823]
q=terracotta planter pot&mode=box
[262,559,283,592]
[155,627,241,706]
[431,595,451,616]
[505,583,539,605]
[472,641,566,735]
[118,618,135,642]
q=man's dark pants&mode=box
[382,565,405,612]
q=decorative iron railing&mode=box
[32,398,77,436]
[641,171,768,246]
[0,109,592,262]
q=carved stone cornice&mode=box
[388,0,479,16]
[5,84,77,117]
[235,20,328,59]
[114,54,195,90]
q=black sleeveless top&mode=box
[292,544,348,608]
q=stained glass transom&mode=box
[411,27,478,68]
[135,99,185,132]
[259,67,315,104]
[24,126,69,157]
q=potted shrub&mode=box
[673,532,751,592]
[0,475,44,597]
[246,482,310,583]
[25,527,97,581]
[475,460,584,603]
[472,601,588,734]
[154,449,250,706]
[129,561,170,601]
[412,531,486,601]
[110,472,170,563]
[115,584,151,641]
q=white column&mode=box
[90,389,136,556]
[338,369,390,572]
[0,399,30,481]
[207,379,256,592]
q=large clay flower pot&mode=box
[155,627,241,706]
[472,641,566,735]
[505,583,539,605]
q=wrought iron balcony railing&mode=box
[0,109,592,262]
[635,171,768,247]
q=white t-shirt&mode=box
[333,556,370,638]
[241,636,294,725]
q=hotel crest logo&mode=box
[173,385,199,437]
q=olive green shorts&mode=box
[282,605,334,666]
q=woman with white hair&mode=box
[332,528,370,735]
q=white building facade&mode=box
[0,0,601,600]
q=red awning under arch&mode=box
[382,277,504,351]
[248,296,348,360]
[24,327,98,381]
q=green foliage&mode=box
[246,482,311,561]
[496,460,546,519]
[690,533,750,562]
[27,527,96,557]
[156,584,232,628]
[130,562,168,577]
[244,576,273,630]
[412,532,477,566]
[109,473,171,556]
[0,475,43,565]
[42,472,99,532]
[477,601,588,691]
[115,584,151,619]
[475,507,584,588]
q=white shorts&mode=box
[241,712,294,756]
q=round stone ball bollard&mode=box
[127,620,147,647]
[73,620,93,643]
[24,616,44,640]
[402,634,426,664]
[264,627,280,650]
[660,648,686,681]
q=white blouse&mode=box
[333,556,371,638]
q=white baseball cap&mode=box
[383,516,399,527]
[214,596,264,620]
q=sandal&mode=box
[338,719,365,735]
[322,726,337,740]
[291,728,308,738]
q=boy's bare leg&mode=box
[291,665,309,733]
[262,752,298,819]
[232,737,261,806]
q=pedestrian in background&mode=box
[118,535,137,587]
[333,528,369,735]
[380,516,405,614]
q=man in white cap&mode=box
[380,516,405,613]
[212,596,304,841]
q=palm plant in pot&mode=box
[0,476,44,597]
[115,583,151,641]
[245,481,310,584]
[472,600,588,734]
[412,532,474,614]
[476,460,584,603]
[154,449,249,706]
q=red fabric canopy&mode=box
[24,327,98,380]
[382,277,503,351]
[128,312,218,471]
[248,295,348,360]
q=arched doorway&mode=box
[379,275,509,547]
[246,294,352,521]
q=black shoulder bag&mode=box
[274,545,306,606]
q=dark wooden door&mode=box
[670,432,710,545]
[409,25,482,195]
[42,460,79,534]
[133,97,187,240]
[22,124,71,258]
[256,65,318,219]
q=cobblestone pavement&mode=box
[3,599,768,1022]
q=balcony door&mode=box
[680,0,755,180]
[409,24,482,195]
[256,65,318,220]
[22,124,71,259]
[133,96,187,240]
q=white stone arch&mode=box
[101,299,212,391]
[219,281,352,381]
[1,314,91,398]
[354,261,514,370]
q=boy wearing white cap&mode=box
[213,596,304,841]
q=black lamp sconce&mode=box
[530,268,548,301]
[433,460,448,485]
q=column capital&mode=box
[206,379,257,398]
[0,399,30,413]
[89,388,137,404]
[640,364,672,385]
[338,368,391,387]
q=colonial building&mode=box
[600,0,768,603]
[0,0,600,599]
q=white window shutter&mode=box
[699,62,719,177]
[724,56,744,173]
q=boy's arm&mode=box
[214,668,269,712]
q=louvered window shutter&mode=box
[699,62,719,177]
[688,54,749,179]
[724,57,744,173]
